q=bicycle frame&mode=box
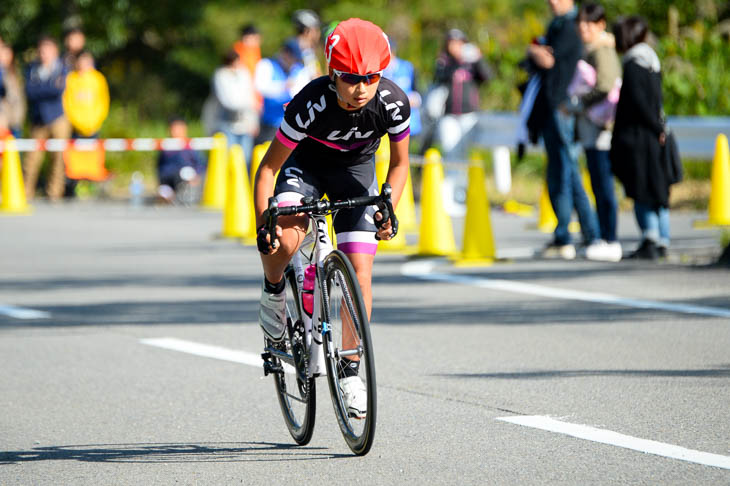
[290,212,334,378]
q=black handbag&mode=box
[662,129,683,185]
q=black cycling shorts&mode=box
[273,153,379,255]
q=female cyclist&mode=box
[253,18,410,417]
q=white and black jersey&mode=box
[276,76,411,165]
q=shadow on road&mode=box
[438,366,730,380]
[0,441,349,464]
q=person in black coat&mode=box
[610,16,669,260]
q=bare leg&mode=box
[259,215,309,284]
[339,252,374,361]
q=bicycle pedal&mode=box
[262,360,283,376]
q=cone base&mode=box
[451,256,495,267]
[0,206,32,215]
[694,219,730,229]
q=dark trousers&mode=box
[585,148,618,242]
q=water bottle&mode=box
[302,264,316,316]
[129,171,144,208]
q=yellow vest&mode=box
[62,69,110,137]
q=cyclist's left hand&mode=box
[374,212,394,240]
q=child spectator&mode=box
[157,116,206,204]
[62,51,109,138]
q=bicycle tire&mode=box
[271,266,316,445]
[321,250,377,455]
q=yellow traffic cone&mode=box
[0,136,30,213]
[417,148,457,256]
[201,133,227,210]
[221,145,254,238]
[707,134,730,226]
[453,154,495,265]
[537,182,557,233]
[374,144,412,253]
[374,137,417,233]
[250,141,270,195]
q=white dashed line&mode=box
[401,260,730,319]
[140,337,294,373]
[497,415,730,470]
[0,304,50,319]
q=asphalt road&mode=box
[1,201,729,485]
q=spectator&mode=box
[433,28,493,161]
[254,39,309,145]
[202,49,258,161]
[157,116,206,204]
[571,2,623,262]
[527,0,604,261]
[292,9,322,80]
[0,43,26,139]
[610,16,669,260]
[63,27,86,70]
[62,51,109,138]
[233,24,262,77]
[24,35,71,201]
[384,38,423,148]
[233,24,263,116]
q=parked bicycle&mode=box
[260,183,398,456]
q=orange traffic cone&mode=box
[1,136,30,213]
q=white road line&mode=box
[140,337,294,373]
[497,415,730,470]
[0,305,50,319]
[401,260,730,319]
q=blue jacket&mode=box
[259,58,304,127]
[384,57,422,136]
[25,59,67,125]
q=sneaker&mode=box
[540,242,576,260]
[627,239,659,260]
[259,283,286,341]
[585,240,623,262]
[340,376,367,419]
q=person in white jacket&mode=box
[202,50,259,163]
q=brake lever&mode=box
[374,183,398,240]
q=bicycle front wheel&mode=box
[271,266,316,445]
[321,250,376,455]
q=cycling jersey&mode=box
[276,76,411,165]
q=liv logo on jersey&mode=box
[327,127,374,141]
[296,95,327,130]
[378,90,404,122]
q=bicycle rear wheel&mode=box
[321,250,376,455]
[270,267,316,445]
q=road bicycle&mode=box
[260,183,398,456]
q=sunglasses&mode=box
[333,69,383,85]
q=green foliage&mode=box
[1,0,728,124]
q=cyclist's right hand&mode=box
[257,209,283,255]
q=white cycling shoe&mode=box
[259,284,286,342]
[340,376,367,419]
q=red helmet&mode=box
[325,18,391,75]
